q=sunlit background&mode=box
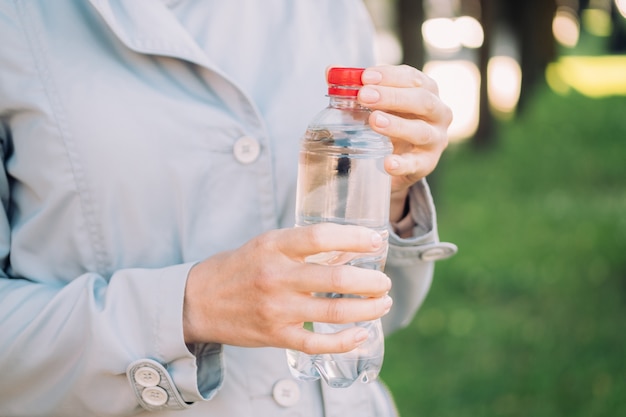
[366,0,626,142]
[362,2,626,416]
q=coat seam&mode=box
[14,0,111,276]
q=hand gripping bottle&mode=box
[286,67,393,388]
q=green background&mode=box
[382,85,626,416]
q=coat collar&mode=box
[87,0,214,69]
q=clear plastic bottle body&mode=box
[287,94,393,388]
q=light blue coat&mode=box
[0,1,456,416]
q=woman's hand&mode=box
[358,65,453,222]
[183,223,392,355]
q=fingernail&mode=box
[388,156,400,170]
[362,70,383,84]
[354,328,369,344]
[371,231,383,247]
[359,86,380,103]
[374,112,390,128]
[383,295,393,313]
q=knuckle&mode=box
[326,299,346,323]
[440,129,450,151]
[388,89,402,110]
[329,266,347,292]
[422,72,439,93]
[253,265,286,297]
[400,64,421,86]
[306,224,327,250]
[252,264,275,292]
[299,334,318,355]
[251,230,278,253]
[442,103,454,127]
[423,91,437,114]
[418,121,434,145]
[408,120,431,147]
[257,297,280,320]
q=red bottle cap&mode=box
[327,67,364,97]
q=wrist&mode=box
[390,188,416,238]
[183,263,204,345]
[389,188,410,223]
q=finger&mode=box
[277,223,384,259]
[362,64,439,94]
[369,110,444,148]
[288,264,391,297]
[287,326,370,355]
[385,151,441,184]
[304,294,393,325]
[358,85,451,124]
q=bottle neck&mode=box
[328,95,368,110]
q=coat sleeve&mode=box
[0,128,221,415]
[382,179,457,334]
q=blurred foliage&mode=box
[381,86,626,416]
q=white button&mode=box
[141,386,168,407]
[233,136,261,164]
[421,247,446,262]
[272,379,301,407]
[134,366,161,388]
[419,242,457,262]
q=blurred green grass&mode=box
[382,87,626,417]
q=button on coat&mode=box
[272,379,301,408]
[233,136,261,164]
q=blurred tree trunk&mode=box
[397,0,425,70]
[507,0,557,111]
[475,0,557,147]
[610,4,626,52]
[474,0,496,148]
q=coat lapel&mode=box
[87,0,214,69]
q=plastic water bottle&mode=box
[286,67,393,388]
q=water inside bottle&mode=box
[288,126,391,387]
[286,318,384,388]
[295,126,392,231]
